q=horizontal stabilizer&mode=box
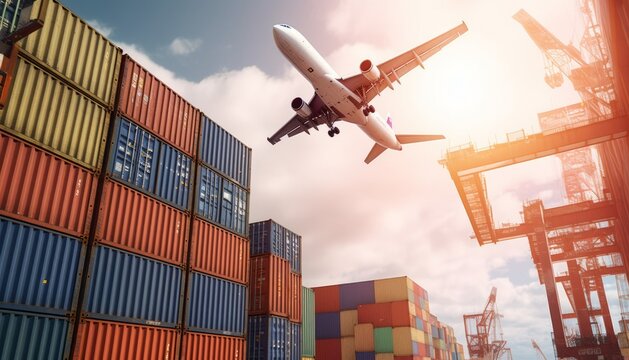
[364,143,387,164]
[396,134,445,144]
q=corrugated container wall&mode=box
[191,218,249,284]
[302,287,316,358]
[84,246,182,327]
[248,315,288,360]
[0,131,97,237]
[96,180,188,265]
[183,332,246,360]
[156,141,192,210]
[197,165,248,235]
[198,115,251,189]
[19,0,122,106]
[289,273,302,323]
[186,272,246,336]
[0,310,71,360]
[0,217,84,316]
[249,255,289,316]
[74,319,180,360]
[117,55,199,156]
[250,220,301,273]
[289,322,302,360]
[1,56,110,170]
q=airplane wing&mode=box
[339,22,468,104]
[267,94,336,144]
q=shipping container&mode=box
[187,272,246,336]
[0,0,24,37]
[374,277,414,304]
[289,322,302,360]
[289,272,302,323]
[117,55,199,156]
[249,255,289,317]
[0,217,84,316]
[357,301,414,329]
[315,312,340,339]
[74,319,179,360]
[85,245,182,327]
[248,315,288,360]
[375,354,394,360]
[392,327,421,356]
[354,324,375,352]
[302,287,316,358]
[340,280,375,310]
[96,180,188,265]
[356,352,376,360]
[340,310,357,337]
[156,141,192,210]
[19,0,122,106]
[1,55,111,170]
[191,218,249,284]
[374,327,393,353]
[0,310,70,360]
[341,336,355,360]
[249,220,301,273]
[108,117,159,193]
[198,115,251,189]
[197,165,248,236]
[0,131,97,237]
[183,332,246,360]
[317,338,341,360]
[313,285,340,313]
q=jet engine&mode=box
[360,59,380,82]
[291,97,312,118]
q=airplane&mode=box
[268,22,468,164]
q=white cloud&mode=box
[168,37,202,55]
[86,19,113,38]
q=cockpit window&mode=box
[279,24,291,29]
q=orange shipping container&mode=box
[313,285,340,313]
[191,218,249,284]
[249,255,289,316]
[340,310,358,337]
[117,55,199,156]
[96,180,188,265]
[289,272,302,322]
[182,332,246,360]
[354,323,374,352]
[74,319,179,359]
[0,131,96,237]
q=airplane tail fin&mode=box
[364,143,387,164]
[396,134,445,144]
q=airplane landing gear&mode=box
[362,105,376,116]
[328,126,340,137]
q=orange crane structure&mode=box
[463,287,512,360]
[442,1,629,358]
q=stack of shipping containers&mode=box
[302,286,316,359]
[312,276,465,360]
[0,1,252,358]
[248,220,302,359]
[184,115,251,359]
[0,0,121,357]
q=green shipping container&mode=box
[1,56,110,171]
[302,287,315,357]
[374,327,393,353]
[19,0,122,106]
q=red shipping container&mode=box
[74,319,179,360]
[313,285,340,313]
[96,179,188,265]
[191,218,249,284]
[358,302,392,327]
[394,357,422,360]
[249,255,289,316]
[316,338,342,360]
[182,332,245,360]
[0,131,96,237]
[117,55,199,156]
[288,272,302,322]
[391,301,414,327]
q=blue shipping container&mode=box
[198,115,251,189]
[247,315,288,360]
[249,220,301,273]
[339,280,374,311]
[197,165,248,235]
[356,352,376,360]
[0,310,69,360]
[0,217,83,316]
[315,312,340,339]
[109,117,159,193]
[85,246,182,327]
[156,142,192,210]
[187,272,246,336]
[288,322,301,360]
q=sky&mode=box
[61,0,612,358]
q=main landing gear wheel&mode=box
[369,105,375,113]
[363,105,376,116]
[328,127,340,137]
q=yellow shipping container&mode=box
[20,0,122,106]
[340,310,358,337]
[341,336,355,360]
[374,277,413,303]
[393,327,421,356]
[354,323,374,352]
[375,354,394,360]
[2,56,109,170]
[301,358,315,360]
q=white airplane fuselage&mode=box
[273,25,403,151]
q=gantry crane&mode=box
[532,339,548,360]
[463,287,512,360]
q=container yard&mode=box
[0,1,628,359]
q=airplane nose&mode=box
[272,25,284,45]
